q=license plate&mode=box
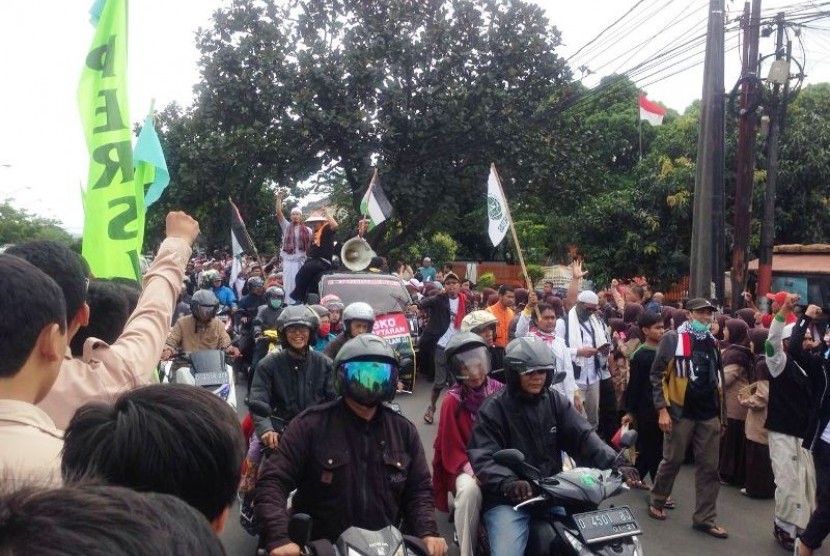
[573,506,641,544]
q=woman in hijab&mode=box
[719,318,753,486]
[740,327,775,498]
[735,307,758,330]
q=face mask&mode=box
[691,320,710,333]
[319,323,331,336]
[270,299,283,310]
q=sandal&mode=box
[647,505,666,521]
[423,406,435,425]
[663,497,676,510]
[692,523,728,539]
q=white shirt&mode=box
[437,296,460,348]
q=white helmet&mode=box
[342,302,375,329]
[461,310,499,333]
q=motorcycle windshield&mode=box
[541,468,617,506]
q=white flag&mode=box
[487,164,510,247]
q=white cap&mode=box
[577,290,599,305]
[783,323,795,340]
[290,207,302,215]
[407,278,422,290]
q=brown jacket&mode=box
[255,399,439,550]
[38,238,191,430]
[165,316,231,353]
[0,400,63,487]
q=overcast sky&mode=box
[1,0,828,234]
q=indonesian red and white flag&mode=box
[639,95,666,126]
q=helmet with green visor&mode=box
[334,334,398,407]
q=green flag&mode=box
[134,112,169,255]
[78,0,140,281]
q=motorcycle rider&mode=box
[161,290,240,359]
[241,305,337,530]
[251,286,286,374]
[255,334,448,556]
[310,304,337,351]
[433,331,504,556]
[323,301,376,359]
[202,269,237,310]
[237,276,268,377]
[321,294,345,335]
[461,310,504,371]
[468,336,620,555]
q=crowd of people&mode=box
[2,203,830,556]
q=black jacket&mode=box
[418,294,468,347]
[468,387,617,512]
[250,348,336,438]
[253,305,282,337]
[323,331,349,360]
[255,399,439,550]
[791,315,830,451]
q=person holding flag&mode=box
[275,191,312,305]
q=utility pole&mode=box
[730,0,762,310]
[757,13,788,308]
[690,0,725,300]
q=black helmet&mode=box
[246,276,265,290]
[276,305,319,349]
[503,336,556,394]
[334,334,398,407]
[444,331,491,384]
[190,289,219,321]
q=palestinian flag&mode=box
[360,169,393,230]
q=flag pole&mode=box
[228,196,260,261]
[491,164,533,292]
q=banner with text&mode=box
[373,312,417,392]
[78,0,140,280]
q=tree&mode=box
[0,202,75,246]
[151,0,597,257]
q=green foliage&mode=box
[401,231,458,269]
[477,272,495,288]
[524,263,544,285]
[0,202,74,246]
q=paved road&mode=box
[221,375,819,556]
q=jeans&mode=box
[483,505,565,556]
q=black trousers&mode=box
[635,420,664,482]
[802,440,830,549]
[598,377,619,444]
[290,258,330,303]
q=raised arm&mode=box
[564,259,587,312]
[323,206,338,231]
[274,190,287,226]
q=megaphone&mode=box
[341,237,376,271]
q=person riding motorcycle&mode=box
[201,269,237,310]
[323,301,376,359]
[461,310,504,371]
[240,305,337,531]
[162,289,240,359]
[321,294,345,335]
[250,305,336,450]
[236,276,268,376]
[309,304,336,352]
[255,334,448,556]
[251,286,286,373]
[432,331,504,556]
[467,336,619,556]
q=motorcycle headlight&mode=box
[562,530,593,556]
[632,535,644,556]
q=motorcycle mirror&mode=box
[620,429,638,448]
[551,371,567,386]
[248,400,272,419]
[288,513,312,548]
[493,448,525,466]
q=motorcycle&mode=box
[262,513,429,556]
[158,350,237,410]
[488,429,644,556]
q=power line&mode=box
[566,0,652,62]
